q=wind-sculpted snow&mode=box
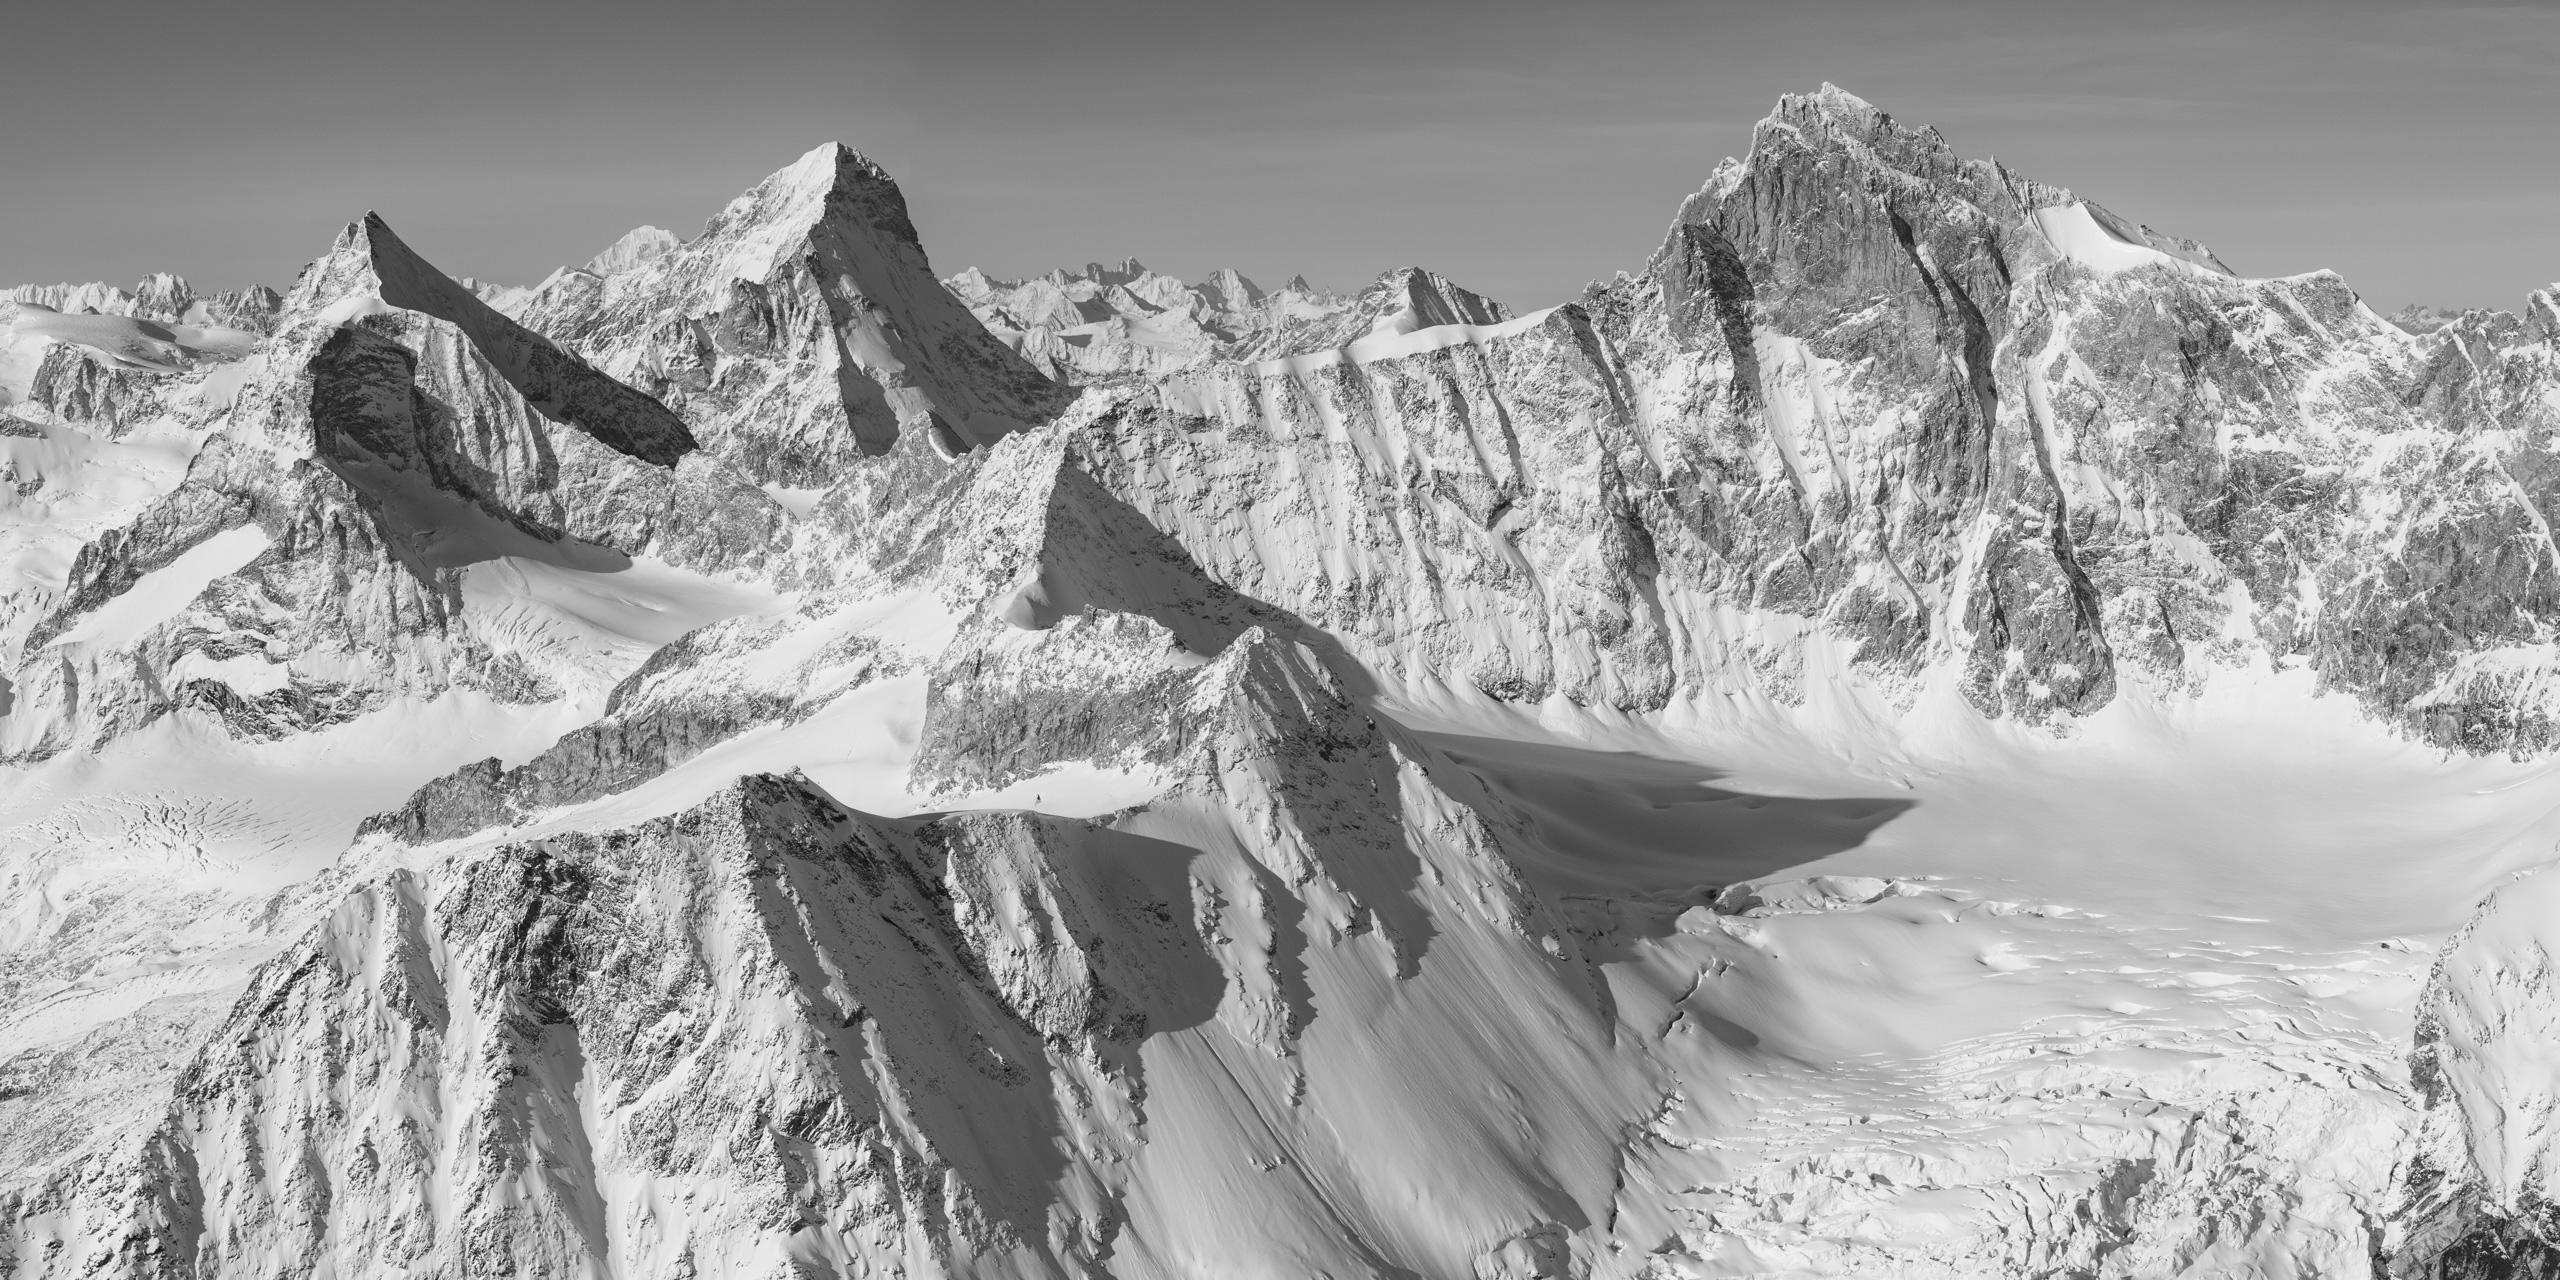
[14,85,2560,1279]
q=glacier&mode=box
[4,84,2560,1278]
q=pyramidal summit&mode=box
[7,88,2560,1278]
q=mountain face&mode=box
[499,144,1070,483]
[947,258,1349,383]
[6,87,2560,1279]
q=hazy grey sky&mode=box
[4,1,2554,314]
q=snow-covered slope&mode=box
[9,85,2560,1278]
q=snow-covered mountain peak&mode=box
[687,140,921,284]
[287,211,478,318]
[775,138,889,195]
[584,224,682,277]
[4,281,137,318]
[1756,82,1945,163]
[287,211,700,468]
[1067,257,1150,287]
[15,91,2560,1280]
[4,277,279,331]
[1799,81,1890,128]
[1228,264,1506,362]
[1197,266,1264,309]
[1719,84,2239,283]
[946,258,1363,382]
[491,143,1067,477]
[1371,264,1508,331]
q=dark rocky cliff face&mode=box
[1588,86,2560,744]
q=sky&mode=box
[2,0,2555,315]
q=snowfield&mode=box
[4,86,2560,1278]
